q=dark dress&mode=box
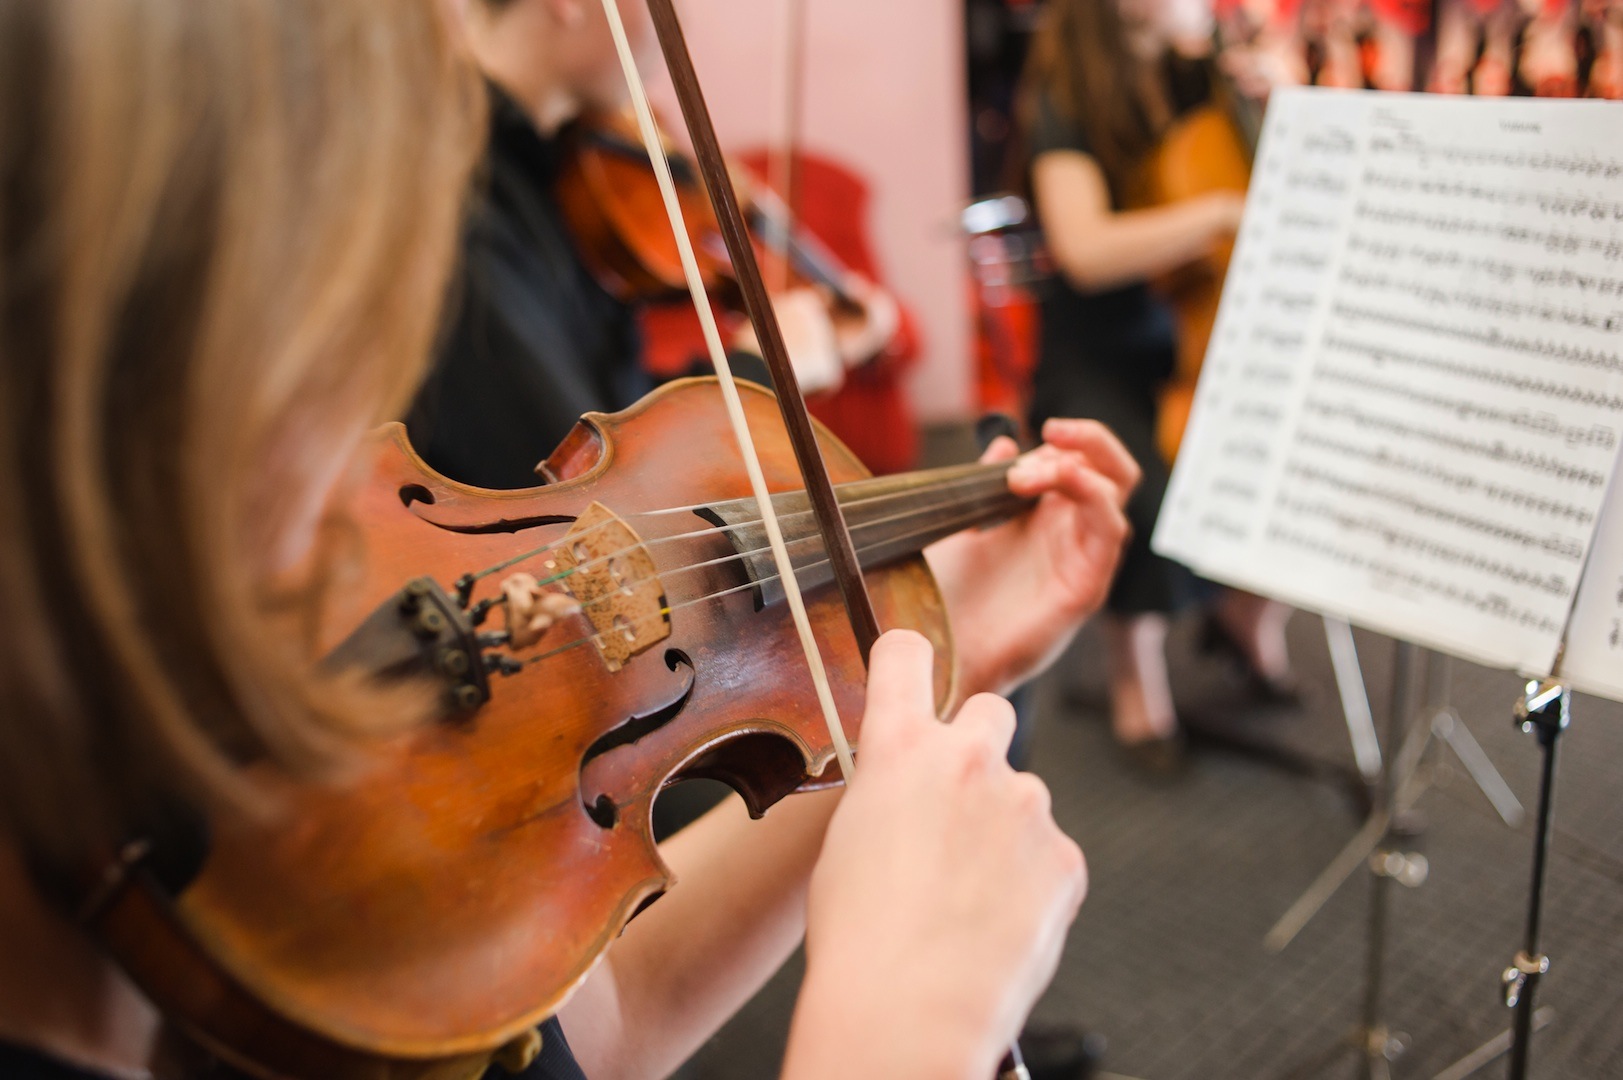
[1027,58,1211,616]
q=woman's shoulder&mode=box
[1028,88,1095,160]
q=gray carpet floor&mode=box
[671,613,1623,1079]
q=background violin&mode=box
[555,108,868,316]
[558,107,922,474]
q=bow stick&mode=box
[599,0,871,781]
[601,4,1029,1075]
[766,0,806,294]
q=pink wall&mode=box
[649,0,974,421]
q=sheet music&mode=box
[1153,88,1623,676]
[1561,474,1623,699]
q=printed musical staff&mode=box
[1155,89,1623,676]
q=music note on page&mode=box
[1153,89,1623,677]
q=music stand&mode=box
[1146,86,1623,1080]
[1268,638,1534,1078]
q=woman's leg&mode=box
[1212,589,1294,687]
[1104,613,1177,745]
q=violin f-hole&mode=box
[398,483,436,508]
[580,648,696,828]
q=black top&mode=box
[406,87,651,490]
[1025,55,1212,616]
[1026,55,1211,405]
[0,1017,587,1080]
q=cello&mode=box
[1128,63,1256,464]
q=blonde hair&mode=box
[0,0,482,879]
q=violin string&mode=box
[520,498,1014,666]
[608,458,1004,519]
[458,463,1010,586]
[455,463,1012,590]
[512,470,1014,596]
[505,500,1013,670]
[510,475,1024,629]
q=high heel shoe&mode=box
[1197,614,1300,705]
[1114,729,1188,779]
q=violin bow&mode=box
[599,0,871,782]
[601,4,1028,1075]
[766,0,806,294]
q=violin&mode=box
[85,2,1040,1076]
[555,107,867,319]
[90,378,1031,1078]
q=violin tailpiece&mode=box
[321,577,492,716]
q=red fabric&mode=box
[973,281,1039,430]
[1272,0,1306,22]
[1368,0,1431,35]
[640,150,921,476]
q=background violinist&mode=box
[408,0,899,491]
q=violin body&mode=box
[555,111,867,314]
[555,111,738,303]
[1130,102,1251,464]
[96,380,955,1078]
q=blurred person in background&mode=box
[1019,0,1295,771]
[408,0,901,491]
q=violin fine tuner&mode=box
[323,497,677,717]
[323,576,494,717]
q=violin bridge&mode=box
[554,502,670,671]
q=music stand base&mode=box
[1432,1007,1554,1080]
[1280,1022,1409,1080]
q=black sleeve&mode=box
[1029,90,1095,160]
[480,1018,588,1080]
[408,254,589,489]
[0,1041,122,1079]
[407,208,641,491]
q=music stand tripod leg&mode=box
[1422,654,1526,829]
[1325,615,1384,785]
[1271,639,1433,1078]
[1504,679,1567,1080]
[1356,640,1422,1079]
[1266,644,1434,953]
